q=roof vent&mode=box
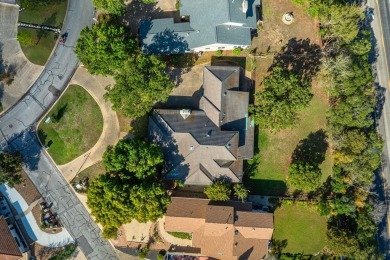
[190,145,194,151]
[228,143,231,148]
[242,0,248,13]
[180,109,191,119]
[206,130,212,137]
[235,230,239,235]
[224,91,227,96]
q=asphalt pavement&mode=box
[0,0,118,259]
[368,0,390,257]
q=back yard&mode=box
[273,204,328,255]
[245,0,332,196]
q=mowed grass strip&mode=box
[247,80,332,195]
[18,0,68,65]
[38,85,103,165]
[273,204,327,254]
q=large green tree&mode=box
[0,151,23,187]
[287,162,321,192]
[129,182,171,222]
[103,139,163,180]
[105,54,174,118]
[75,22,137,76]
[87,139,169,238]
[92,0,125,15]
[204,180,231,201]
[249,67,312,131]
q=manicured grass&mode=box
[167,231,192,240]
[18,0,68,65]
[273,204,327,254]
[38,85,103,165]
[246,82,332,195]
[18,28,57,66]
[76,161,106,181]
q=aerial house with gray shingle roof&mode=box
[140,0,261,54]
[149,66,254,186]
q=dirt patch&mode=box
[30,242,63,260]
[13,170,41,205]
[252,0,320,54]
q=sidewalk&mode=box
[58,67,120,181]
[0,184,74,247]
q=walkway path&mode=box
[0,184,74,247]
[15,198,43,220]
[157,216,192,247]
[58,67,120,181]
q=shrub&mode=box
[282,199,293,206]
[157,253,164,260]
[215,50,223,57]
[138,252,146,259]
[175,0,180,10]
[233,47,242,55]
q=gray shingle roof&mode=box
[140,0,260,54]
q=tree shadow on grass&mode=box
[36,12,57,44]
[270,38,322,82]
[291,129,328,166]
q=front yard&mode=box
[18,0,68,65]
[38,85,103,165]
[273,204,328,255]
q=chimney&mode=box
[180,109,191,119]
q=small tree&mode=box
[17,31,34,46]
[233,183,249,202]
[287,162,321,192]
[215,50,223,57]
[204,180,231,201]
[0,151,23,187]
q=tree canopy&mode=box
[103,139,163,180]
[104,54,174,118]
[233,183,249,202]
[204,180,231,201]
[75,22,137,76]
[287,162,321,192]
[249,67,312,131]
[0,151,23,187]
[92,0,125,15]
[87,139,170,238]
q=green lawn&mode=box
[273,204,328,255]
[167,231,192,240]
[18,0,68,65]
[246,83,333,195]
[76,161,106,181]
[38,85,103,165]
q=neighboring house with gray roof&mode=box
[140,0,261,54]
[149,66,254,186]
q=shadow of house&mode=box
[140,22,189,54]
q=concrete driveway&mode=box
[0,3,43,111]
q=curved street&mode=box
[0,0,118,259]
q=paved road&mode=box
[368,0,390,257]
[0,0,118,259]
